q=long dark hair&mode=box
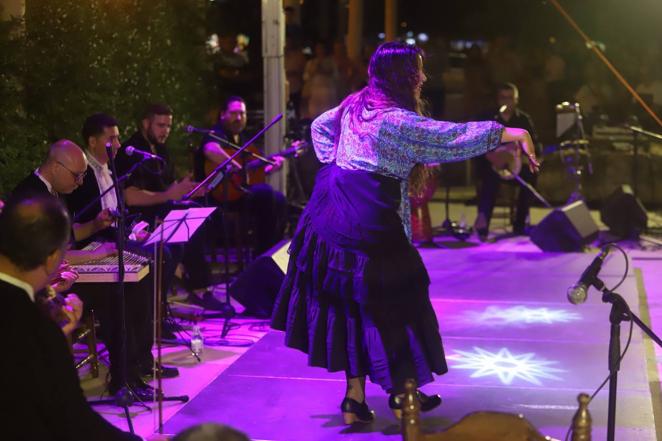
[332,42,431,194]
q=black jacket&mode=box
[10,172,52,201]
[0,280,140,441]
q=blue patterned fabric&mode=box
[311,106,503,239]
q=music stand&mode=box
[145,207,217,248]
[146,207,220,337]
[145,207,216,432]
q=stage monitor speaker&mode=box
[600,185,647,238]
[531,200,599,252]
[228,240,290,318]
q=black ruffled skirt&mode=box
[271,165,447,393]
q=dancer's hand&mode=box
[501,127,540,173]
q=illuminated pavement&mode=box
[162,246,658,440]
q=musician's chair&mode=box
[212,208,253,277]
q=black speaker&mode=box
[228,240,290,318]
[600,185,647,238]
[531,200,599,252]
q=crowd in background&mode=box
[210,31,662,145]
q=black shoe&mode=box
[130,381,157,402]
[389,390,442,412]
[109,381,155,402]
[476,228,489,242]
[340,397,375,424]
[141,363,180,379]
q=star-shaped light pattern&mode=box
[468,306,581,326]
[448,347,566,385]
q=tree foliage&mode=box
[0,0,215,196]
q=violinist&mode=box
[194,96,288,255]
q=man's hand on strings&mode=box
[50,269,79,294]
[94,208,115,232]
[265,155,286,174]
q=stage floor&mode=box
[160,247,659,440]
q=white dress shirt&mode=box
[86,153,118,212]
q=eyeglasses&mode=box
[56,160,87,183]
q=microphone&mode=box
[125,146,165,162]
[567,247,610,305]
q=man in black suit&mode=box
[0,196,141,441]
[10,139,117,260]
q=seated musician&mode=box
[10,139,117,263]
[0,196,142,441]
[65,113,180,396]
[36,261,83,339]
[10,132,173,399]
[193,95,288,255]
[473,82,540,241]
[113,104,229,312]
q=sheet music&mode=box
[145,207,217,245]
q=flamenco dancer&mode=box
[271,42,539,423]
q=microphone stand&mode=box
[183,114,283,339]
[87,145,142,432]
[87,148,188,431]
[585,275,662,441]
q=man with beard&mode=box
[193,96,288,256]
[115,104,228,312]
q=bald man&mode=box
[10,139,115,250]
[11,138,160,401]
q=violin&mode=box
[203,140,308,203]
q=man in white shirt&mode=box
[65,113,180,393]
